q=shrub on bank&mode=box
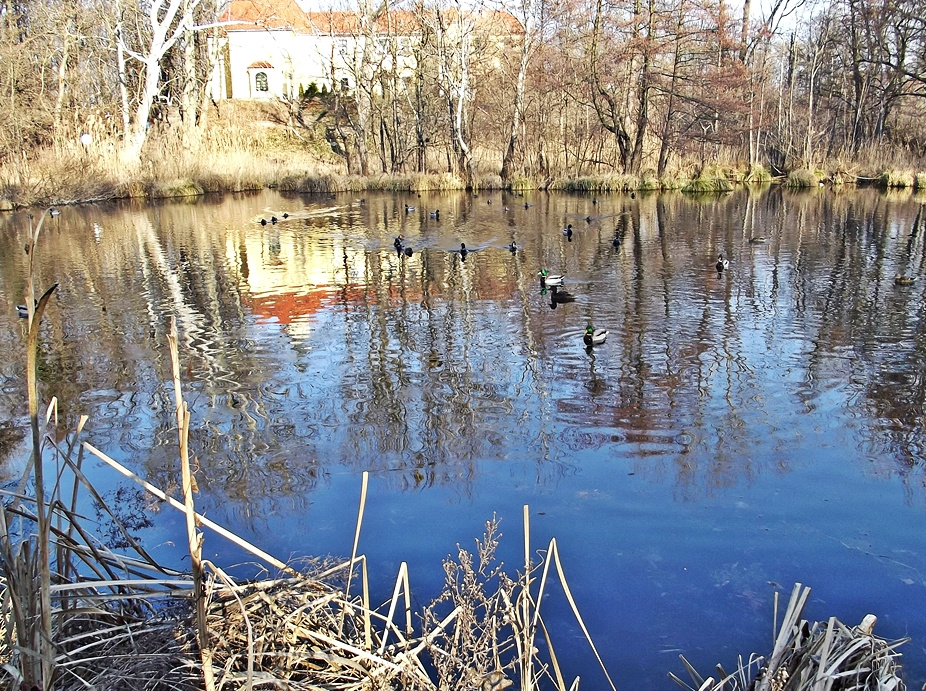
[880,170,915,188]
[682,176,734,193]
[786,169,819,188]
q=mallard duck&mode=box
[405,204,415,212]
[538,269,564,287]
[716,254,729,273]
[584,322,608,346]
[429,209,440,219]
[563,224,573,239]
[260,218,268,226]
[894,274,917,286]
[459,243,468,259]
[16,299,37,319]
[524,202,531,209]
[507,242,518,253]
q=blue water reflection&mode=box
[1,187,926,689]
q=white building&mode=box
[209,0,522,101]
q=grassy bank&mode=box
[0,101,923,209]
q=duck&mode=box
[563,224,573,239]
[429,209,440,219]
[393,235,405,249]
[282,212,289,218]
[592,198,598,205]
[403,246,413,257]
[716,254,729,273]
[507,241,518,253]
[459,243,468,259]
[270,216,278,224]
[894,274,917,286]
[630,192,636,199]
[538,269,564,287]
[749,236,768,244]
[405,204,415,212]
[524,202,531,209]
[16,299,37,319]
[260,218,268,226]
[584,322,608,347]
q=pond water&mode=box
[2,186,926,689]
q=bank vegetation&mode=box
[1,0,925,207]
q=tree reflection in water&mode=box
[2,187,926,687]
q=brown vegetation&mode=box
[1,0,925,208]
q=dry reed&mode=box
[670,584,908,691]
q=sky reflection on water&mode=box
[1,187,926,689]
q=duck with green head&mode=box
[584,321,608,346]
[539,269,564,287]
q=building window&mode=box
[255,71,269,92]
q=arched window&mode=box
[255,71,269,92]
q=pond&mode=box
[1,186,926,689]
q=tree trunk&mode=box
[739,0,751,62]
[500,0,533,183]
[181,0,199,146]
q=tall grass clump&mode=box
[671,583,906,691]
[881,170,915,188]
[785,169,819,188]
[744,165,773,183]
[682,176,734,193]
[552,174,636,192]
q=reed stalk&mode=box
[22,208,59,689]
[166,318,215,691]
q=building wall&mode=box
[211,31,344,100]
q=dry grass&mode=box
[671,584,907,691]
[786,169,820,188]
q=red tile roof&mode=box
[221,0,314,31]
[222,1,523,36]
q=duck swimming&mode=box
[716,254,729,273]
[507,242,518,253]
[538,269,564,287]
[563,224,573,239]
[16,299,37,319]
[405,204,415,212]
[894,274,917,286]
[584,322,608,347]
[429,209,440,219]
